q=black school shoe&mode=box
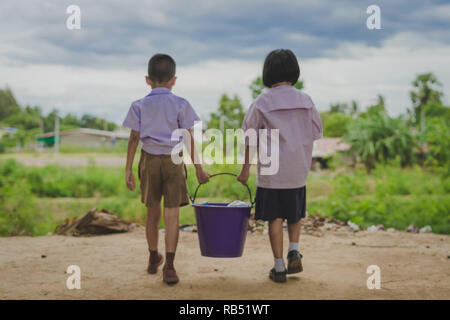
[287,250,303,274]
[269,268,287,283]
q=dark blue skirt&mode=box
[254,186,306,222]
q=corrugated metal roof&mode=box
[312,137,351,158]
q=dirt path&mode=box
[0,228,449,299]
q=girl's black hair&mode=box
[262,49,300,88]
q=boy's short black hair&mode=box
[262,49,300,88]
[147,54,176,83]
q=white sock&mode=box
[288,242,299,253]
[274,258,286,272]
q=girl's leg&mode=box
[146,202,161,250]
[269,218,284,259]
[287,219,301,249]
[286,219,303,274]
[269,218,287,282]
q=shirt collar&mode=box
[147,87,172,96]
[257,85,313,112]
[269,84,293,91]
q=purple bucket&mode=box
[193,203,251,257]
[190,173,254,258]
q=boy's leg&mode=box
[159,157,188,285]
[162,206,180,285]
[147,202,163,274]
[163,207,179,253]
[286,219,303,274]
[146,202,161,250]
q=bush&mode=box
[345,111,418,172]
[308,165,450,234]
[58,141,128,154]
[0,160,255,200]
[0,139,5,153]
[323,112,353,137]
[186,164,256,203]
[310,195,449,233]
[425,117,450,167]
[1,158,448,235]
[24,164,134,198]
[0,160,54,236]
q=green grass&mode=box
[36,196,226,229]
[0,141,129,155]
[1,158,449,236]
[58,142,128,154]
[308,165,450,234]
[0,152,126,158]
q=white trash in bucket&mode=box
[227,200,250,207]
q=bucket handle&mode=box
[189,172,254,205]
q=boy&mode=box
[123,53,209,285]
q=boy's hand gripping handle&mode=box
[189,172,254,206]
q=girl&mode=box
[237,49,323,283]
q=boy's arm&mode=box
[125,129,140,191]
[185,128,209,184]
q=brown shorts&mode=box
[138,150,190,208]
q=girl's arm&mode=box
[237,145,251,184]
[237,144,257,184]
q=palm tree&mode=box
[345,110,417,173]
[410,73,443,133]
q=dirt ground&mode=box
[0,228,449,300]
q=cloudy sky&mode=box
[1,0,449,123]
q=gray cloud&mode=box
[1,0,449,68]
[0,0,449,122]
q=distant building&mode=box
[0,127,18,137]
[37,128,129,147]
[312,137,351,168]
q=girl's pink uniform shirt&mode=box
[242,85,323,189]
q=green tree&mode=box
[62,113,81,128]
[329,102,348,114]
[410,73,443,132]
[43,109,59,132]
[80,114,116,131]
[345,110,417,173]
[207,94,245,130]
[249,76,304,99]
[424,117,450,167]
[329,100,360,116]
[0,88,21,121]
[359,95,386,119]
[323,112,353,137]
[423,101,450,122]
[249,77,265,99]
[3,105,42,130]
[350,100,359,117]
